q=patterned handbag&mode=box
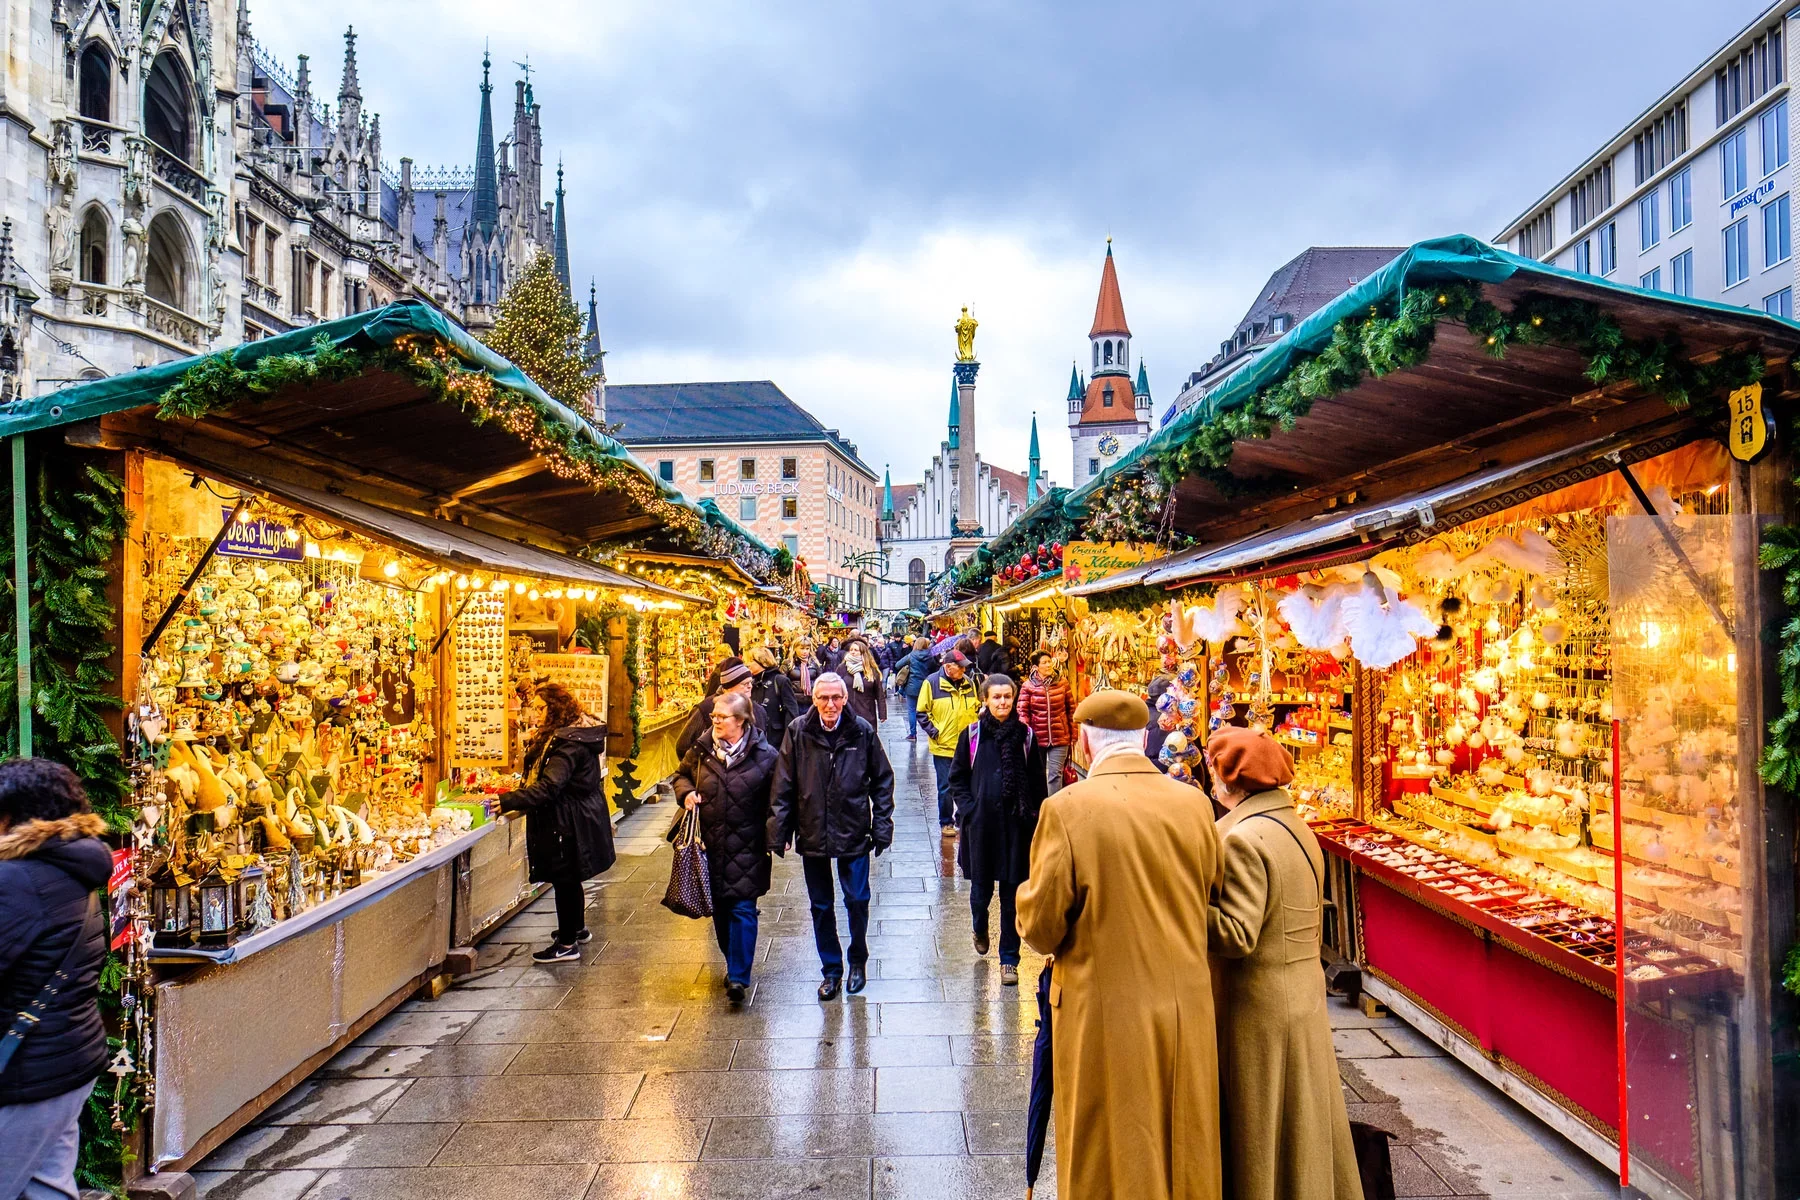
[661,807,714,919]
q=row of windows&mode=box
[1721,99,1789,202]
[1633,102,1689,186]
[1637,250,1694,298]
[691,456,800,483]
[1716,23,1784,127]
[1722,193,1791,287]
[1568,163,1614,230]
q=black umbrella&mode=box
[1025,958,1055,1198]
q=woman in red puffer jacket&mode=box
[1016,650,1073,794]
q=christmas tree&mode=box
[482,249,600,419]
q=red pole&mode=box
[1611,717,1629,1187]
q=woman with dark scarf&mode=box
[947,673,1047,986]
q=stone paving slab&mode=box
[195,711,1624,1199]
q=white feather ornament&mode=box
[1170,589,1247,651]
[1339,572,1438,669]
[1413,546,1461,581]
[1277,583,1350,650]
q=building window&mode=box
[782,496,798,519]
[319,262,334,319]
[1101,384,1114,407]
[1716,23,1784,127]
[1723,128,1750,199]
[1598,222,1617,275]
[782,457,798,480]
[740,457,756,480]
[1567,163,1613,230]
[1640,267,1662,292]
[1637,193,1659,251]
[1725,218,1752,287]
[738,496,757,522]
[1763,97,1791,173]
[657,460,674,482]
[144,211,192,311]
[78,42,112,122]
[1573,239,1592,274]
[145,51,195,161]
[1766,193,1792,266]
[78,209,107,285]
[1088,458,1100,476]
[698,459,714,482]
[1633,102,1688,185]
[1669,167,1692,233]
[1516,206,1555,259]
[1671,249,1694,297]
[1765,287,1793,318]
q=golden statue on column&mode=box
[954,305,979,363]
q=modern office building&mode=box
[1495,4,1796,318]
[607,381,882,609]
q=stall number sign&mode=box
[218,508,303,560]
[1728,382,1771,463]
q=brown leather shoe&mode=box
[973,930,990,956]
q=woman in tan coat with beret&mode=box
[1204,727,1362,1200]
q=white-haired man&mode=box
[1017,690,1226,1200]
[767,672,895,1000]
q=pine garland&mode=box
[1083,580,1216,616]
[76,953,137,1193]
[0,448,129,817]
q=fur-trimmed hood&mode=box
[0,813,112,888]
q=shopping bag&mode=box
[661,807,714,919]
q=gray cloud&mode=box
[250,0,1771,482]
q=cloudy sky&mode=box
[250,0,1772,488]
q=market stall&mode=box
[0,300,704,1179]
[1057,236,1800,1200]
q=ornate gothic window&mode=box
[79,43,112,122]
[79,209,107,284]
[145,212,191,310]
[145,51,193,161]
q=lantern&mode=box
[239,861,272,933]
[150,861,194,948]
[195,861,239,946]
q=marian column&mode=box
[952,306,981,535]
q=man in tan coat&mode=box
[1205,726,1362,1200]
[1017,690,1225,1200]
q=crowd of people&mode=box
[0,620,1363,1200]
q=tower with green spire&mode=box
[552,160,572,299]
[947,375,960,451]
[463,50,503,312]
[1027,414,1042,504]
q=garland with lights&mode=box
[1149,283,1764,496]
[1086,471,1180,546]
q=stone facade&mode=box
[0,0,586,402]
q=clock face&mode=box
[1098,434,1121,457]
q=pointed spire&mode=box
[471,50,499,238]
[1027,414,1042,504]
[1136,360,1150,395]
[1066,362,1083,402]
[340,27,361,104]
[947,376,960,450]
[552,160,572,298]
[1089,236,1130,337]
[882,467,894,520]
[583,279,606,377]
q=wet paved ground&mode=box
[194,713,1616,1200]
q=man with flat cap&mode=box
[1205,726,1362,1200]
[1017,689,1225,1200]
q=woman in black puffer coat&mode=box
[0,759,111,1200]
[948,674,1047,987]
[500,682,616,964]
[673,691,780,1002]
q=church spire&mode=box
[340,27,361,106]
[1088,237,1131,378]
[1066,362,1082,402]
[882,467,894,520]
[553,161,572,297]
[583,279,606,379]
[1135,360,1150,399]
[1027,414,1042,504]
[472,51,499,238]
[947,376,960,450]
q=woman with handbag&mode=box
[0,758,112,1200]
[672,691,780,1003]
[499,682,616,964]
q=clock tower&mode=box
[1068,239,1153,487]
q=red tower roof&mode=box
[1089,242,1131,338]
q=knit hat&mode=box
[1206,726,1295,792]
[717,660,752,689]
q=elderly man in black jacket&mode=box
[768,672,896,1000]
[0,759,112,1200]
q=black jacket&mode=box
[749,671,801,744]
[949,713,1048,886]
[676,692,764,761]
[501,723,617,883]
[0,812,112,1104]
[673,727,780,901]
[767,709,895,858]
[976,638,1010,678]
[841,672,888,729]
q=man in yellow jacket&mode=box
[915,650,979,836]
[1018,690,1225,1200]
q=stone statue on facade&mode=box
[121,214,147,298]
[954,305,978,363]
[46,199,75,293]
[123,135,152,206]
[48,118,78,190]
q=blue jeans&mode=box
[711,897,759,986]
[903,698,920,737]
[802,854,871,978]
[933,754,955,826]
[0,1081,88,1200]
[970,878,1021,965]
